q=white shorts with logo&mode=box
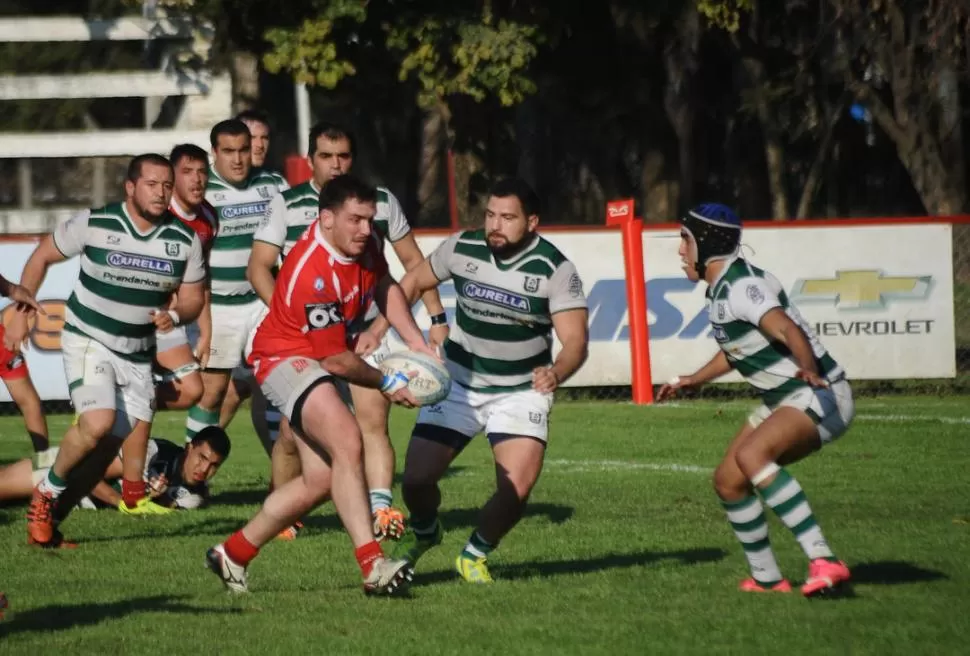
[257,357,334,421]
[414,383,554,447]
[61,330,155,432]
[748,378,855,444]
[206,299,265,370]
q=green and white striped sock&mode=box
[721,494,783,585]
[185,405,219,444]
[755,463,836,562]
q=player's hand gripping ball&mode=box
[380,351,452,406]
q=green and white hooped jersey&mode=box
[254,183,410,259]
[53,203,206,361]
[707,257,844,407]
[206,167,287,304]
[429,229,587,393]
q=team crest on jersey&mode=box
[314,277,325,292]
[107,235,121,245]
[106,251,174,275]
[523,276,541,293]
[165,242,180,257]
[257,186,273,199]
[462,281,530,312]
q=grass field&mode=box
[1,396,968,654]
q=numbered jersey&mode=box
[428,229,587,393]
[53,203,206,360]
[706,257,845,407]
[205,167,287,303]
[248,223,388,382]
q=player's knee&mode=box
[78,411,115,442]
[713,461,746,499]
[733,444,768,482]
[496,470,535,504]
[179,375,204,408]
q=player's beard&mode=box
[135,198,167,221]
[487,233,531,259]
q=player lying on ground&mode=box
[389,178,590,584]
[657,203,854,597]
[246,121,449,542]
[206,174,436,596]
[0,275,52,461]
[0,426,230,512]
[5,153,207,547]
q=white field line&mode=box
[643,403,970,425]
[545,459,711,474]
[856,413,970,425]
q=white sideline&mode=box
[856,413,970,425]
[545,459,711,474]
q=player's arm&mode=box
[372,273,436,360]
[656,351,733,402]
[0,274,42,314]
[248,193,287,304]
[534,261,590,393]
[758,308,825,385]
[5,214,83,350]
[248,241,282,305]
[391,234,447,334]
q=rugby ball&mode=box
[380,351,452,406]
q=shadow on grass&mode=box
[851,561,948,585]
[412,547,726,585]
[0,594,243,637]
[75,517,248,544]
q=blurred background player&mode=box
[248,121,449,541]
[117,144,218,514]
[0,426,230,512]
[206,175,432,596]
[0,275,50,464]
[217,109,289,435]
[6,154,207,547]
[657,202,854,597]
[391,178,589,584]
[184,120,286,445]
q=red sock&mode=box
[224,530,260,566]
[122,479,146,509]
[355,540,384,577]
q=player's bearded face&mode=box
[129,163,174,220]
[679,231,700,282]
[213,134,252,184]
[173,157,208,206]
[484,196,537,258]
[311,136,353,186]
[243,120,270,167]
[327,198,377,257]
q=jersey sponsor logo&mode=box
[523,276,541,293]
[291,358,310,373]
[106,251,174,275]
[462,281,530,312]
[221,201,269,220]
[305,302,343,330]
[465,262,479,274]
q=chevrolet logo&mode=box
[789,270,932,309]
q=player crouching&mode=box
[658,203,854,597]
[205,174,438,596]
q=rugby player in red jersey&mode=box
[206,174,435,595]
